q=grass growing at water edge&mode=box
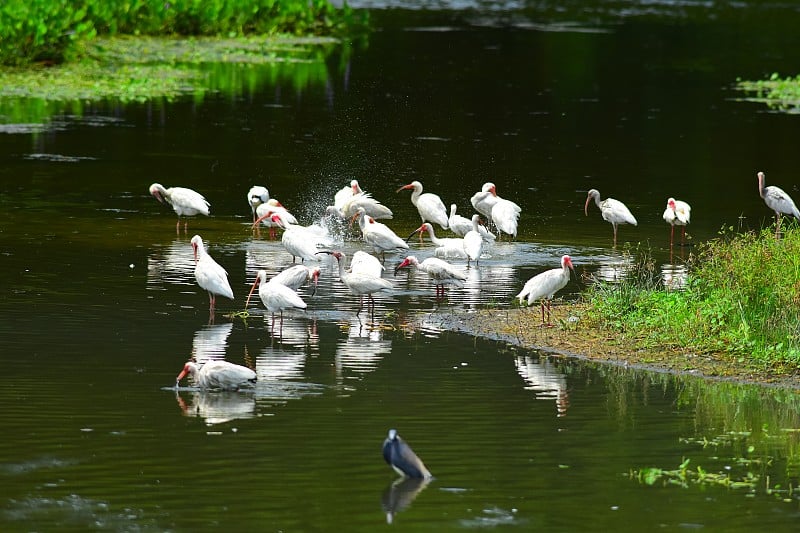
[735,72,800,113]
[583,228,800,368]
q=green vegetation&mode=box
[0,35,338,124]
[0,0,365,66]
[584,228,800,367]
[735,72,800,113]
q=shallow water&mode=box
[2,1,800,531]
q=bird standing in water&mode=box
[662,197,691,247]
[149,183,210,233]
[584,189,637,247]
[382,429,432,480]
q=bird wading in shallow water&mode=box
[247,185,269,222]
[394,255,466,299]
[516,255,575,327]
[175,360,256,391]
[757,171,800,238]
[382,429,432,480]
[245,270,307,335]
[149,183,210,233]
[584,189,637,247]
[190,235,234,316]
[396,180,449,230]
[662,197,691,247]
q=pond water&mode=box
[2,1,800,531]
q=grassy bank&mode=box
[584,228,800,369]
[0,0,366,66]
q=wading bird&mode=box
[758,171,800,238]
[246,270,307,334]
[190,235,234,314]
[271,265,321,295]
[463,214,484,265]
[247,185,269,222]
[329,180,393,220]
[447,204,473,237]
[396,180,449,230]
[382,429,432,480]
[262,212,331,263]
[470,182,521,238]
[351,207,409,261]
[253,199,298,239]
[175,360,256,391]
[407,222,467,259]
[662,197,691,247]
[149,183,210,233]
[584,189,637,246]
[322,251,392,315]
[394,255,467,298]
[516,255,575,327]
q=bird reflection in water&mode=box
[175,390,256,425]
[191,322,233,364]
[336,317,392,379]
[514,355,570,417]
[592,254,633,283]
[661,262,688,291]
[381,477,431,525]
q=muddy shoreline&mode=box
[425,305,800,390]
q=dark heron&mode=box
[382,429,432,479]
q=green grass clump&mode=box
[0,0,366,66]
[735,72,800,113]
[585,229,800,366]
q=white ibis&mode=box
[253,199,298,239]
[516,255,575,327]
[491,197,521,238]
[190,235,234,313]
[333,179,360,210]
[758,171,800,237]
[470,182,521,238]
[463,214,484,266]
[246,270,307,333]
[349,250,385,279]
[330,180,393,220]
[447,204,473,237]
[407,223,467,259]
[396,181,449,230]
[351,207,409,261]
[264,212,330,263]
[662,197,691,247]
[176,360,256,391]
[470,182,497,219]
[247,186,269,222]
[382,429,432,480]
[394,255,467,298]
[323,251,392,315]
[271,265,320,295]
[584,189,637,246]
[149,183,210,233]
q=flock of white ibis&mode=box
[159,171,799,389]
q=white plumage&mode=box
[662,197,691,246]
[584,189,637,246]
[349,250,385,279]
[149,183,210,232]
[269,212,331,263]
[394,255,467,298]
[517,255,575,326]
[271,265,320,293]
[463,214,484,265]
[448,204,473,237]
[352,207,408,260]
[758,171,800,237]
[247,185,269,221]
[326,251,392,315]
[411,222,467,259]
[190,235,234,312]
[396,180,449,229]
[470,182,498,219]
[176,360,256,391]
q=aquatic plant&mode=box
[735,72,800,114]
[584,228,800,366]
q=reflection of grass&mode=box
[735,72,800,113]
[0,35,342,124]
